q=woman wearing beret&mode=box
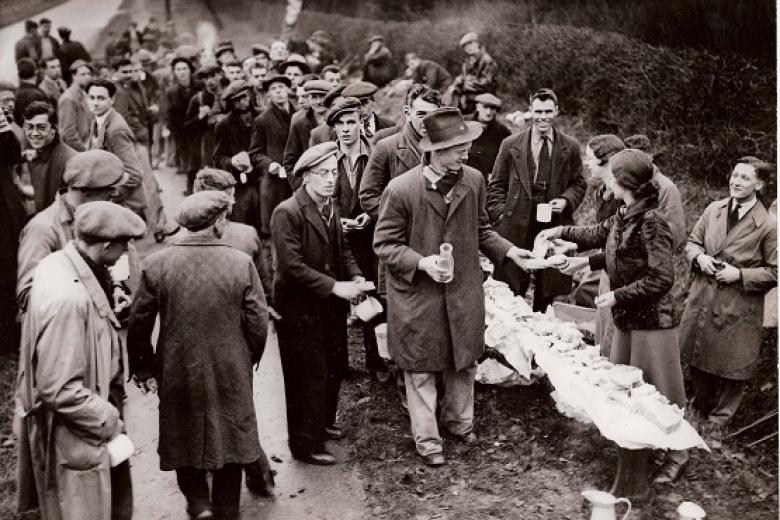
[680,157,776,431]
[271,141,369,465]
[541,149,687,490]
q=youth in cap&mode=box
[63,150,127,189]
[293,141,339,177]
[262,74,292,91]
[176,191,231,230]
[74,201,146,242]
[342,81,377,99]
[475,93,502,109]
[221,80,251,102]
[326,97,361,126]
[303,79,331,95]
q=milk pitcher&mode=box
[581,490,631,520]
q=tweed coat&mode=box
[128,234,268,470]
[373,164,513,372]
[249,101,293,235]
[221,220,274,304]
[88,109,147,216]
[16,243,126,520]
[679,198,777,380]
[213,109,261,229]
[58,84,92,151]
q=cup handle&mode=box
[617,498,631,520]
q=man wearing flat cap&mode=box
[363,35,395,88]
[213,79,261,231]
[487,88,586,311]
[451,32,497,115]
[17,201,144,520]
[214,40,237,66]
[308,83,346,147]
[184,64,226,191]
[373,107,534,467]
[129,191,269,520]
[17,149,131,309]
[465,92,511,182]
[282,79,331,189]
[342,80,395,143]
[272,141,370,465]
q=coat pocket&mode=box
[54,422,107,471]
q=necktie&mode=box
[321,199,332,224]
[535,135,551,182]
[727,201,741,232]
[363,119,373,138]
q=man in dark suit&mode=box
[14,59,48,125]
[342,81,394,144]
[487,88,586,311]
[56,27,91,85]
[465,93,511,182]
[86,79,147,222]
[359,83,441,221]
[213,80,259,231]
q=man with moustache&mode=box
[213,80,260,231]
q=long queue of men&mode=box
[5,20,776,520]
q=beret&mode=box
[459,32,479,47]
[368,34,383,44]
[262,74,291,91]
[221,79,251,102]
[342,80,377,98]
[194,168,236,192]
[326,96,361,126]
[251,44,270,56]
[474,93,502,108]
[293,141,338,177]
[63,150,127,189]
[74,201,146,242]
[175,191,231,230]
[323,84,346,108]
[303,79,331,95]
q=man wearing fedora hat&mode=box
[363,35,395,88]
[308,83,346,147]
[451,32,497,115]
[374,107,534,466]
[283,79,331,189]
[213,80,261,231]
[487,88,586,311]
[465,92,511,182]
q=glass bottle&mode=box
[436,242,454,283]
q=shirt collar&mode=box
[732,196,758,214]
[94,109,111,128]
[531,125,554,144]
[336,139,369,162]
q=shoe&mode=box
[188,508,214,519]
[292,449,337,465]
[449,431,479,445]
[246,475,274,497]
[422,452,446,467]
[182,189,193,196]
[325,425,344,440]
[653,460,687,484]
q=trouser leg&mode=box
[211,464,242,520]
[708,378,747,425]
[404,370,442,456]
[176,467,211,516]
[110,460,133,520]
[440,365,477,436]
[363,317,386,373]
[244,447,274,492]
[689,366,720,418]
[325,369,342,428]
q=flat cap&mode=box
[194,168,236,192]
[74,201,146,242]
[293,141,338,177]
[251,44,270,56]
[221,79,251,102]
[196,64,222,77]
[303,79,331,95]
[323,84,346,108]
[342,80,377,98]
[262,74,291,91]
[475,93,502,108]
[326,96,361,126]
[63,150,127,190]
[459,32,479,47]
[214,40,235,57]
[175,191,231,230]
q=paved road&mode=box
[126,165,367,519]
[0,0,123,83]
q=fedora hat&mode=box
[419,107,483,152]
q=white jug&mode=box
[582,490,631,520]
[678,502,706,519]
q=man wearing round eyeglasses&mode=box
[21,101,77,214]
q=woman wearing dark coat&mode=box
[271,142,367,465]
[0,120,27,353]
[543,149,687,487]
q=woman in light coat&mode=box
[680,157,777,427]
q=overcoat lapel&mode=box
[716,200,767,255]
[509,130,532,196]
[550,128,568,183]
[446,181,469,223]
[298,189,330,243]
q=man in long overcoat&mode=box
[128,191,269,520]
[373,108,532,466]
[271,142,368,465]
[487,88,586,311]
[16,201,145,520]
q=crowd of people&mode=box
[3,14,776,520]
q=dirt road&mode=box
[127,166,368,520]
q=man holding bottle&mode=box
[373,107,534,466]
